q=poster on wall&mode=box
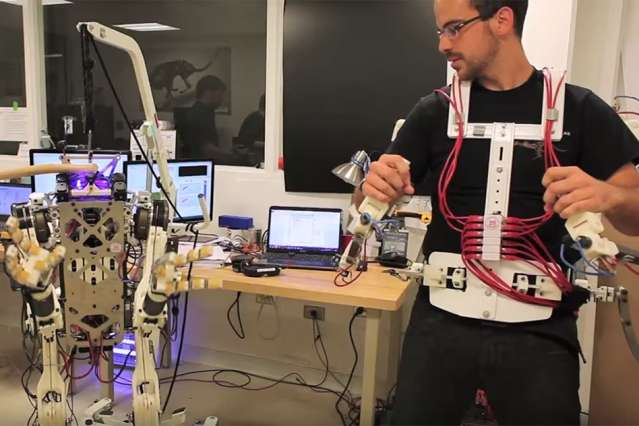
[146,47,231,114]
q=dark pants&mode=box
[391,290,581,426]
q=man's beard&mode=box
[459,37,499,81]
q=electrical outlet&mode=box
[256,294,274,305]
[303,305,325,321]
[353,306,367,318]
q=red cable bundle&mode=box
[434,69,572,307]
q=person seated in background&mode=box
[175,74,231,161]
[233,94,266,166]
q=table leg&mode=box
[360,308,381,426]
[387,309,402,387]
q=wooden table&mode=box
[191,264,412,426]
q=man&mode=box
[176,74,227,159]
[234,94,266,166]
[354,0,639,424]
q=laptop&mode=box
[265,206,342,270]
[0,183,31,225]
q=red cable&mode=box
[432,70,571,307]
[624,263,639,276]
[334,240,367,287]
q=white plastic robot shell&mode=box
[347,196,390,235]
[447,68,566,142]
[425,252,561,323]
[565,212,619,261]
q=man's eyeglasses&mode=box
[437,15,484,40]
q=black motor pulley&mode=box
[134,208,150,241]
[152,200,169,230]
[33,211,51,244]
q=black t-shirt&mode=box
[177,101,220,158]
[388,69,639,348]
[237,110,265,148]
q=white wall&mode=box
[571,0,625,102]
[523,0,577,73]
[620,0,639,96]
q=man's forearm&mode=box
[606,186,639,236]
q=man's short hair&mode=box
[196,75,226,99]
[469,0,528,38]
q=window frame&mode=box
[30,0,282,174]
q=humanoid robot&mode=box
[1,22,219,426]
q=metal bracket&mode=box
[482,122,515,261]
[447,68,566,141]
[617,287,639,362]
[421,264,467,291]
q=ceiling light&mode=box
[114,22,180,32]
[0,0,72,5]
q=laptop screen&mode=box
[267,207,341,253]
[0,184,31,217]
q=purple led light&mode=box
[66,155,121,194]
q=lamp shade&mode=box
[331,162,365,186]
[332,150,370,186]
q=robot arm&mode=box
[339,197,395,270]
[128,199,214,426]
[565,212,619,261]
[2,216,67,426]
[78,22,176,214]
[128,242,213,426]
[577,281,639,362]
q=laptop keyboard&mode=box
[266,253,337,269]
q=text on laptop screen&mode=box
[268,209,341,252]
[126,160,214,221]
[32,151,129,194]
[0,185,31,216]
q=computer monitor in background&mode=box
[124,159,214,222]
[0,183,32,220]
[29,149,131,193]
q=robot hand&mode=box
[151,245,215,297]
[339,197,392,271]
[565,212,619,262]
[2,216,65,288]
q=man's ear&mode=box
[490,6,516,37]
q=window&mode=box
[44,0,267,167]
[0,2,26,108]
[283,0,444,192]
